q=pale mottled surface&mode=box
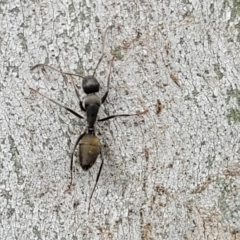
[1,1,240,239]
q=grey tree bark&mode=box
[1,1,240,239]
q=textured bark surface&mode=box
[1,1,240,239]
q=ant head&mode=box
[82,76,100,94]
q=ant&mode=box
[30,26,146,212]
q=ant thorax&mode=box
[83,94,101,109]
[83,94,101,127]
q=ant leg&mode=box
[98,114,136,122]
[101,57,114,103]
[69,75,81,102]
[93,25,114,76]
[30,88,84,119]
[65,132,86,192]
[98,110,148,122]
[68,75,86,112]
[80,101,85,111]
[88,145,104,213]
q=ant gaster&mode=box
[30,26,146,212]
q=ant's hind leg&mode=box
[88,145,104,213]
[65,132,85,192]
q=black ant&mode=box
[30,26,146,212]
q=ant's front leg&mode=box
[101,57,115,104]
[80,101,86,112]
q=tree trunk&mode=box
[1,1,240,239]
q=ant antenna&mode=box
[31,64,87,81]
[92,25,114,76]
